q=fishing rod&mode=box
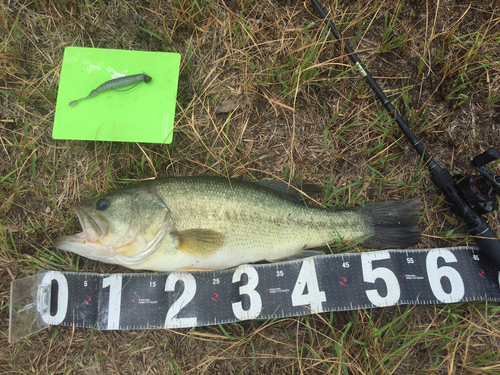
[311,0,500,269]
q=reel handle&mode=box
[470,148,500,193]
[471,148,500,169]
[431,168,500,269]
[311,0,500,270]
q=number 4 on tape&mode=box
[8,246,500,343]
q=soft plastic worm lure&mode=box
[69,72,152,107]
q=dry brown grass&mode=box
[1,0,500,373]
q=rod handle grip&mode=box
[472,228,500,269]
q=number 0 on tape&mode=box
[9,246,500,343]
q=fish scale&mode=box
[153,178,363,257]
[54,176,421,271]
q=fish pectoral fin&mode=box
[174,229,225,259]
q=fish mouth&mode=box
[53,234,116,260]
[72,205,106,243]
[53,206,115,260]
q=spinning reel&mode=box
[456,148,500,215]
[312,0,500,269]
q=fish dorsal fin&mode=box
[255,180,322,202]
[173,229,225,259]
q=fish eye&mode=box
[96,198,110,211]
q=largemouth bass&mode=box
[54,176,421,271]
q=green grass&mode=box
[1,0,500,374]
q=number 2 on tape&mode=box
[164,273,197,328]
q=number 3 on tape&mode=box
[232,266,262,320]
[12,246,500,342]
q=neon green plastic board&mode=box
[53,47,180,144]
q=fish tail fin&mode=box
[360,198,421,249]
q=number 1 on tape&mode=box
[8,246,500,342]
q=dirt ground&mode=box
[1,0,500,373]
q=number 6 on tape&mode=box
[426,250,465,303]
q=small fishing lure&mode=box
[69,72,152,107]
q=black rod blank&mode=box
[311,0,441,174]
[311,0,500,269]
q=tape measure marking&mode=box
[31,247,500,331]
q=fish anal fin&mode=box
[267,250,324,262]
[175,229,225,259]
[178,266,215,272]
